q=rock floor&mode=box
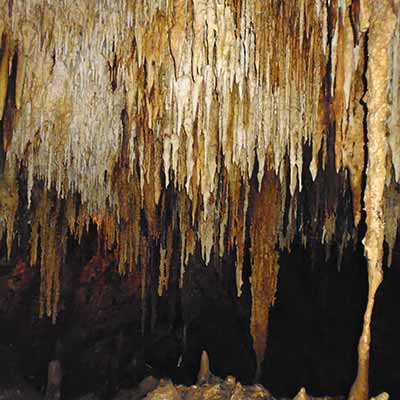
[0,351,390,400]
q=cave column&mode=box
[348,1,397,399]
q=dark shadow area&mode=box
[178,248,256,385]
[262,236,368,398]
[370,230,400,399]
[0,227,258,399]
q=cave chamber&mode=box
[0,1,399,399]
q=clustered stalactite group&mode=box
[0,0,399,398]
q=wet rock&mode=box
[292,387,346,400]
[142,372,274,400]
[179,385,203,400]
[370,394,389,400]
[230,382,272,400]
[200,383,227,400]
[293,388,308,400]
[144,379,180,400]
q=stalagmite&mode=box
[45,360,62,400]
[197,350,211,385]
[293,388,310,400]
[349,1,397,399]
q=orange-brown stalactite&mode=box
[0,32,11,122]
[249,169,281,378]
[328,1,366,228]
[332,5,345,173]
[341,31,366,229]
[226,165,247,297]
[1,43,17,157]
[29,189,67,323]
[0,160,18,259]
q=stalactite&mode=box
[226,165,247,297]
[0,160,18,258]
[388,5,400,183]
[341,32,366,228]
[0,32,12,122]
[349,1,397,399]
[0,0,332,238]
[249,169,281,378]
[332,3,366,227]
[30,189,67,323]
[158,217,174,297]
[0,0,397,360]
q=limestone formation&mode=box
[0,1,399,398]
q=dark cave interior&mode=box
[1,218,399,399]
[0,125,399,400]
